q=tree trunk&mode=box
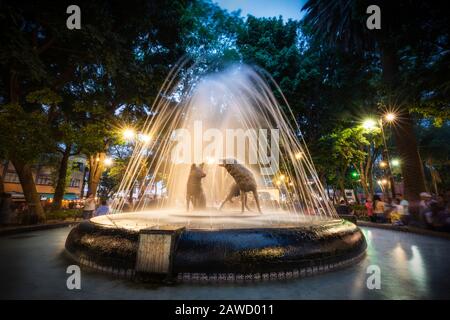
[129,185,134,207]
[11,158,45,222]
[391,114,427,201]
[368,167,374,197]
[359,175,370,200]
[326,182,331,200]
[138,179,150,201]
[0,161,5,195]
[338,173,347,205]
[355,162,370,201]
[331,184,337,204]
[0,162,5,213]
[80,166,88,199]
[87,152,105,197]
[353,183,360,205]
[52,145,72,211]
[380,44,426,202]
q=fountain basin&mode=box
[65,211,366,281]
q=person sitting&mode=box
[373,195,386,223]
[336,199,351,215]
[390,198,404,226]
[94,200,110,217]
[420,192,433,226]
[365,197,375,222]
[396,193,410,225]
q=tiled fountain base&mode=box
[66,249,366,283]
[175,251,366,283]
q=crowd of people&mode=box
[335,191,450,232]
[364,193,409,225]
[363,192,450,232]
[3,188,450,233]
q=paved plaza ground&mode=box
[0,226,449,299]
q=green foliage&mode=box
[26,89,62,106]
[0,0,449,198]
[0,104,53,162]
[45,209,82,221]
[98,157,128,198]
[0,0,189,212]
[418,121,450,191]
[331,126,382,165]
[181,0,243,61]
[315,125,383,194]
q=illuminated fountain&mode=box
[65,63,366,282]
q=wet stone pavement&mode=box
[0,226,449,299]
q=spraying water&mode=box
[102,63,339,230]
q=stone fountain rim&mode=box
[65,218,367,282]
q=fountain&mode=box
[65,63,366,282]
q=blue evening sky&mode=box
[214,0,307,21]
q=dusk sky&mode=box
[215,0,307,21]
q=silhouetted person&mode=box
[373,195,386,223]
[83,194,95,219]
[365,197,375,222]
[336,199,350,215]
[94,199,110,217]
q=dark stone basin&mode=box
[65,218,366,280]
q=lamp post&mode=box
[363,113,398,199]
[379,113,397,199]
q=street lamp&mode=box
[379,113,397,198]
[104,157,113,167]
[391,158,400,167]
[384,112,397,123]
[122,128,135,140]
[362,119,377,131]
[362,113,397,198]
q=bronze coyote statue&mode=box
[219,159,262,213]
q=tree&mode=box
[0,104,53,220]
[302,0,450,201]
[318,125,382,202]
[417,121,450,194]
[0,0,188,215]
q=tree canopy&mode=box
[0,0,449,220]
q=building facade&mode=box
[1,157,86,201]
